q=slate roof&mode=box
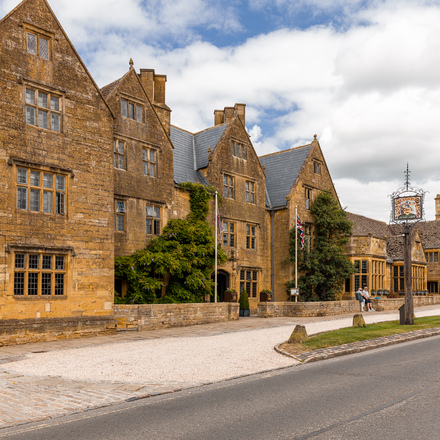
[170,125,227,185]
[347,212,391,238]
[100,76,125,99]
[416,221,440,250]
[259,145,311,209]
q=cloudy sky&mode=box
[2,0,440,221]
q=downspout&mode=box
[270,210,275,301]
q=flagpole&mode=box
[295,206,299,303]
[215,191,218,303]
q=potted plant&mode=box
[224,288,238,302]
[239,289,250,317]
[260,289,272,302]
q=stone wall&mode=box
[258,295,440,317]
[0,316,117,346]
[115,303,239,331]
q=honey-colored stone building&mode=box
[0,0,116,342]
[2,0,440,341]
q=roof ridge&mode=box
[259,143,312,159]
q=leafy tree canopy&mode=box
[115,183,227,304]
[286,190,355,301]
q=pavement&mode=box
[1,305,440,430]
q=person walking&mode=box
[363,286,374,311]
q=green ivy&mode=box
[286,191,355,301]
[115,182,227,304]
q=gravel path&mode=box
[6,308,440,385]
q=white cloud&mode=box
[2,0,440,222]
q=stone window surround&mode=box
[142,147,158,177]
[114,139,126,170]
[223,173,234,199]
[245,180,256,204]
[246,223,257,250]
[9,157,72,217]
[115,199,126,232]
[23,22,54,61]
[146,203,161,235]
[7,244,73,299]
[313,160,321,174]
[231,138,247,160]
[22,80,64,132]
[222,220,236,247]
[118,92,146,123]
[239,267,260,298]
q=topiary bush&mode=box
[239,289,250,310]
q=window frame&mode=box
[223,174,234,199]
[16,166,66,215]
[142,147,157,177]
[13,250,67,297]
[231,140,246,160]
[246,224,256,250]
[121,99,143,122]
[25,25,52,60]
[113,140,126,170]
[222,221,236,247]
[25,87,62,132]
[245,181,255,204]
[146,204,161,235]
[305,187,312,210]
[239,269,258,298]
[115,200,126,232]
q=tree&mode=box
[286,191,355,301]
[115,183,227,304]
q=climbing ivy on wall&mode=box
[286,190,355,301]
[115,182,227,304]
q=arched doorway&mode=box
[211,270,229,302]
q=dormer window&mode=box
[231,141,246,160]
[121,99,143,122]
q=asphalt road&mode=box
[2,335,440,440]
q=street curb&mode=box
[274,326,440,363]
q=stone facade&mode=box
[0,0,115,336]
[2,0,440,345]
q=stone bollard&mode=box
[353,314,366,328]
[288,324,309,344]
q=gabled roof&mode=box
[100,76,125,99]
[416,221,440,250]
[1,0,114,119]
[259,144,311,209]
[170,124,228,185]
[170,126,210,185]
[347,212,391,238]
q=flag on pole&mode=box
[216,197,224,236]
[296,215,304,249]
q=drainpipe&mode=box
[270,210,275,301]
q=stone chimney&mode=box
[138,69,171,135]
[153,74,166,104]
[234,103,245,127]
[224,107,235,123]
[214,104,246,126]
[436,194,440,221]
[214,110,225,126]
[139,68,154,101]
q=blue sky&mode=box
[2,0,440,221]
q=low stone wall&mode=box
[115,302,240,331]
[0,316,117,347]
[258,301,359,318]
[372,295,440,311]
[258,295,440,318]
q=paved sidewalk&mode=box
[1,305,440,430]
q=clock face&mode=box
[393,196,422,221]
